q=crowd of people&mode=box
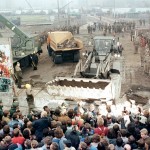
[87,21,136,36]
[133,31,150,75]
[0,98,149,150]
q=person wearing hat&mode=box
[64,139,76,150]
[25,84,35,113]
[9,101,19,118]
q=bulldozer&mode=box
[75,36,122,79]
[46,36,124,102]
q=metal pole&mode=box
[67,0,70,30]
[57,0,60,28]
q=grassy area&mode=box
[7,15,51,23]
[21,15,50,22]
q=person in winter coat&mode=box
[65,125,80,150]
[32,111,50,142]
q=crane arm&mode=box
[0,14,30,40]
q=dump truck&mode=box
[47,31,83,64]
[46,36,124,101]
[0,14,42,69]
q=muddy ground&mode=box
[21,27,150,105]
[1,15,150,114]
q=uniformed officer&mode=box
[30,52,39,70]
[15,62,22,88]
[134,37,140,54]
[144,44,150,75]
[87,25,90,34]
[25,84,35,113]
[130,30,134,41]
[9,100,19,118]
[140,35,146,67]
[77,25,80,34]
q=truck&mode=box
[46,36,124,101]
[0,14,42,69]
[47,31,83,64]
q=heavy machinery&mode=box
[46,36,124,101]
[0,14,42,68]
[47,31,83,64]
[75,36,122,79]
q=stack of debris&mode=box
[58,37,77,49]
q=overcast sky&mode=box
[0,0,76,9]
[0,0,150,10]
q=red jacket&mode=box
[140,37,146,47]
[12,136,25,145]
[94,126,109,136]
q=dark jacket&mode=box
[65,130,80,150]
[32,117,50,142]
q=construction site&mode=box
[0,0,150,149]
[0,11,149,114]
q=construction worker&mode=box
[25,84,35,113]
[15,62,22,88]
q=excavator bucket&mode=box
[46,76,121,101]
